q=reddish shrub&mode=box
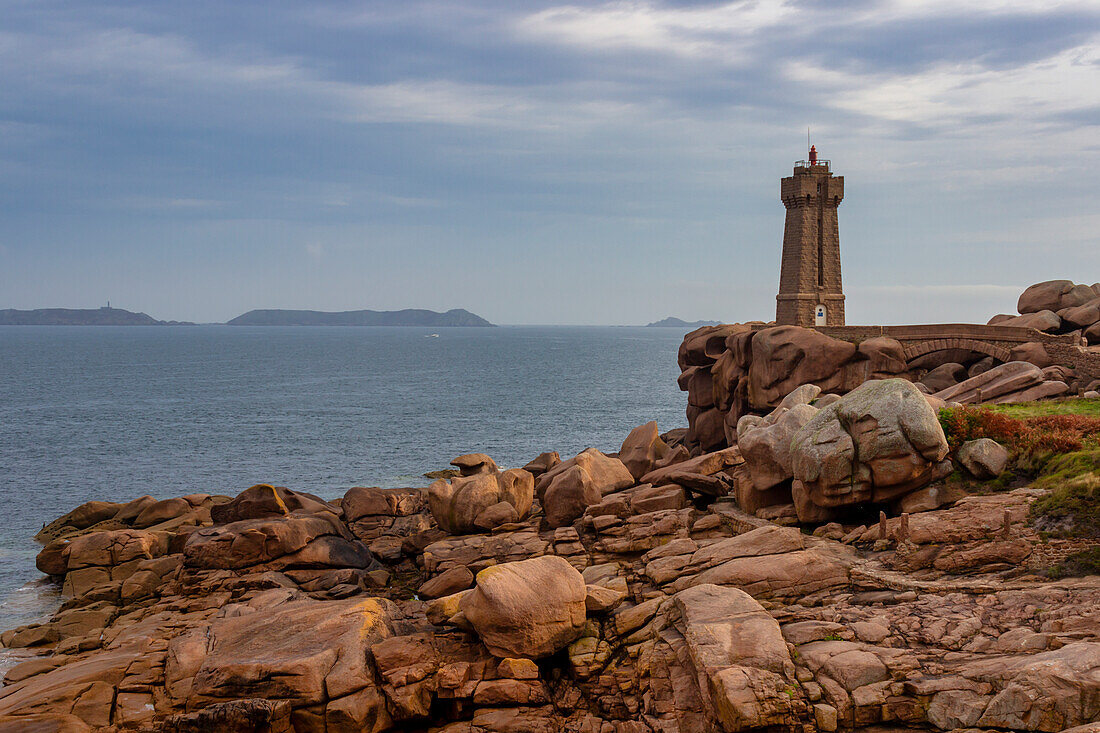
[1018,428,1084,455]
[939,407,1024,451]
[939,406,1095,466]
[1028,414,1100,437]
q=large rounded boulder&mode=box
[459,555,587,659]
[919,363,966,393]
[790,379,952,520]
[858,336,908,378]
[998,310,1063,332]
[539,448,634,528]
[450,453,498,476]
[428,459,534,534]
[1017,280,1073,314]
[747,326,860,408]
[957,438,1009,479]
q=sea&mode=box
[0,325,686,664]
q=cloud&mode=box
[0,23,643,134]
[1,0,1099,323]
[515,1,794,59]
[786,39,1100,129]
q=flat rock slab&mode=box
[165,596,396,711]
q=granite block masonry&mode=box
[777,146,845,327]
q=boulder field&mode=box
[3,385,1100,733]
[4,278,1100,732]
[994,279,1100,342]
[678,278,1100,455]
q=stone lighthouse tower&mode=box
[776,146,845,327]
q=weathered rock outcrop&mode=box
[538,448,634,528]
[920,362,967,393]
[182,513,375,571]
[998,310,1063,332]
[739,395,818,487]
[659,584,801,731]
[790,379,952,521]
[165,595,396,724]
[678,277,1100,453]
[932,361,1062,405]
[735,385,821,512]
[676,325,910,454]
[1014,279,1100,343]
[618,421,672,480]
[6,380,1100,733]
[37,529,172,597]
[428,459,534,534]
[35,494,229,546]
[748,326,862,408]
[210,484,335,524]
[458,556,587,659]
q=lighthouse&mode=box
[775,146,845,327]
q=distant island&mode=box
[0,306,494,327]
[227,308,495,327]
[645,317,720,328]
[0,307,191,326]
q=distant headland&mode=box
[0,306,495,327]
[645,317,720,328]
[0,307,192,326]
[227,308,495,327]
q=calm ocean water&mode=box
[0,325,686,643]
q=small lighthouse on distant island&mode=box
[776,146,845,327]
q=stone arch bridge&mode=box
[817,324,1098,378]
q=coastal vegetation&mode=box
[936,403,1100,577]
[938,403,1100,468]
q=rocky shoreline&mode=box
[3,279,1100,733]
[2,389,1099,731]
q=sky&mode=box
[1,0,1099,325]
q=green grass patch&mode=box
[986,398,1100,419]
[1033,449,1100,490]
[1029,449,1100,538]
